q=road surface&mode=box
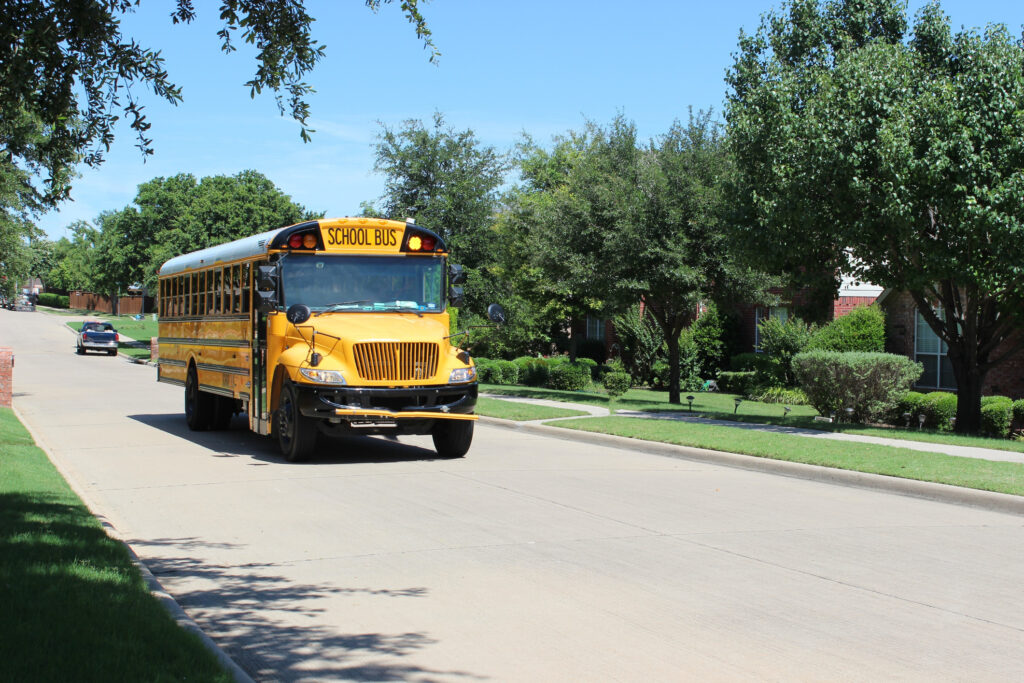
[3,308,1024,681]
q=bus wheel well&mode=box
[270,365,289,417]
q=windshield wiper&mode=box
[320,299,375,313]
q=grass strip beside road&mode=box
[0,408,231,682]
[476,397,589,421]
[550,416,1024,496]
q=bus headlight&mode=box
[299,368,347,384]
[449,367,477,383]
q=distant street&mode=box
[4,307,1024,681]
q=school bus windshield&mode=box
[280,253,445,312]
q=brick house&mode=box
[877,289,1024,399]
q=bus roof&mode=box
[158,218,446,277]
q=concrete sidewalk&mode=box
[482,393,1024,465]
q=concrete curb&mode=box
[479,416,1024,517]
[12,405,255,683]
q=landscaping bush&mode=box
[792,351,923,423]
[691,303,727,379]
[729,352,785,389]
[36,292,70,308]
[921,391,958,431]
[474,358,498,383]
[602,371,632,398]
[547,362,592,391]
[1014,399,1024,430]
[891,391,927,426]
[490,360,520,385]
[809,304,886,352]
[513,356,550,387]
[717,371,757,396]
[612,304,662,386]
[752,386,810,405]
[757,316,816,385]
[980,396,1014,438]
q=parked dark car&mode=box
[76,321,119,356]
[15,296,34,311]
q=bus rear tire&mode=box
[185,366,212,431]
[432,420,473,458]
[277,382,316,462]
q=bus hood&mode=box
[305,312,452,347]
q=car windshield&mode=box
[280,253,445,312]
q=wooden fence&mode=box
[69,291,152,315]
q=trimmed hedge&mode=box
[809,304,886,352]
[513,356,550,387]
[921,391,958,431]
[981,396,1014,438]
[602,371,632,398]
[475,358,519,385]
[1014,399,1024,430]
[792,351,922,423]
[548,362,592,391]
[37,292,70,308]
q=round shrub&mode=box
[491,360,520,385]
[547,363,592,391]
[980,396,1014,438]
[792,351,922,423]
[474,358,497,384]
[921,392,957,431]
[513,356,550,387]
[808,304,886,352]
[891,391,927,426]
[602,371,632,398]
[1013,399,1024,430]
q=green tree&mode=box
[370,113,510,270]
[563,112,772,403]
[727,0,1024,433]
[0,0,436,210]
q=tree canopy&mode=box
[0,0,435,211]
[726,0,1024,432]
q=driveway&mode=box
[3,308,1024,681]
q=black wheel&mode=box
[210,395,235,430]
[185,366,213,431]
[277,382,316,462]
[76,344,85,355]
[431,420,474,458]
[108,349,117,356]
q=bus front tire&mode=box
[277,382,316,462]
[432,420,473,458]
[185,366,212,431]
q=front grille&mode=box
[353,342,439,382]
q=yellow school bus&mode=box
[156,217,500,461]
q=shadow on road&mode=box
[126,413,446,465]
[133,536,486,681]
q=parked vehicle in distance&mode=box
[77,321,119,356]
[15,296,35,311]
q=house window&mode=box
[915,307,956,390]
[754,306,789,351]
[586,316,606,341]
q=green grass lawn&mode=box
[0,408,231,681]
[476,397,589,421]
[551,416,1024,496]
[481,383,1024,453]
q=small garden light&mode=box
[949,416,956,430]
[902,412,912,428]
[918,413,926,430]
[686,395,694,412]
[845,407,854,422]
[829,411,837,422]
[733,397,742,414]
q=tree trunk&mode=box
[666,334,681,404]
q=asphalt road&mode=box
[4,308,1024,681]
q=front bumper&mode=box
[297,382,478,421]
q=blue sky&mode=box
[37,0,1024,239]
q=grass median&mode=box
[476,397,589,421]
[550,416,1024,496]
[0,407,231,682]
[482,384,1024,454]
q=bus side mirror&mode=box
[256,290,278,313]
[448,286,465,307]
[487,303,507,325]
[449,264,466,285]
